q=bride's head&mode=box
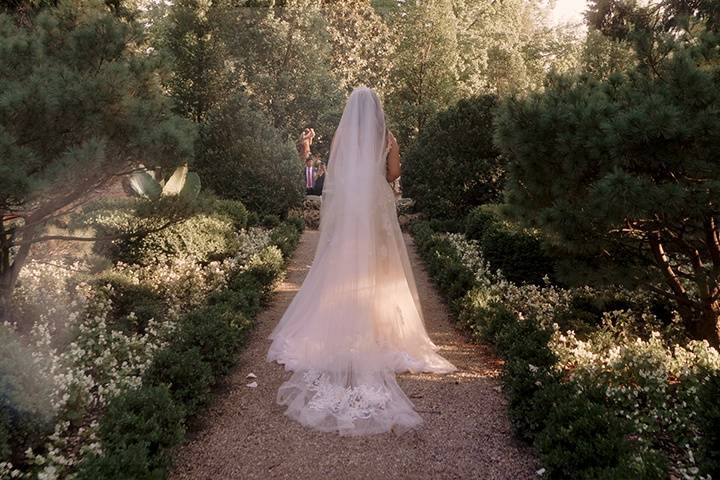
[332,86,386,153]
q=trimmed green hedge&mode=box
[75,219,303,478]
[410,219,690,479]
[464,205,555,285]
[402,95,504,219]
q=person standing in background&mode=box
[312,162,326,195]
[304,157,316,195]
[299,127,315,162]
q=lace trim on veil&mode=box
[303,369,392,422]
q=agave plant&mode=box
[128,164,201,201]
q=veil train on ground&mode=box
[266,86,456,436]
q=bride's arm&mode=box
[386,131,400,183]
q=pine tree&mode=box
[0,0,195,315]
[495,31,720,345]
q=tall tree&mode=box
[384,0,460,147]
[320,0,394,98]
[586,0,720,75]
[495,38,720,345]
[453,0,583,97]
[154,0,234,123]
[220,0,344,157]
[580,27,637,79]
[0,0,195,315]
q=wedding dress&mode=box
[266,86,456,436]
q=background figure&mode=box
[299,127,315,162]
[304,157,316,195]
[312,162,326,195]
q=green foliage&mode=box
[209,197,249,231]
[586,0,719,74]
[384,0,460,145]
[0,326,54,466]
[454,0,583,97]
[217,2,344,157]
[75,442,164,480]
[464,206,555,285]
[269,223,300,261]
[494,39,720,343]
[244,245,285,300]
[0,0,196,305]
[90,270,168,334]
[495,316,561,441]
[284,215,305,234]
[697,370,720,477]
[77,385,184,479]
[176,304,250,377]
[458,294,513,344]
[409,221,475,314]
[0,412,9,462]
[154,0,234,123]
[580,28,637,79]
[144,346,213,417]
[321,0,394,98]
[534,384,645,480]
[87,198,242,265]
[197,92,304,216]
[402,95,503,220]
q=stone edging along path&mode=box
[169,230,538,479]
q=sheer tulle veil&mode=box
[266,86,456,436]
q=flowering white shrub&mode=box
[433,229,720,478]
[2,225,276,478]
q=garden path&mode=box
[169,230,537,479]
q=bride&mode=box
[266,86,456,436]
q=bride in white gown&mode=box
[266,86,456,436]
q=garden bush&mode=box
[111,213,242,265]
[0,327,54,466]
[697,370,720,477]
[534,384,644,480]
[410,222,720,478]
[144,346,214,417]
[84,197,246,266]
[402,95,504,219]
[197,92,304,216]
[284,215,305,233]
[75,442,164,480]
[89,270,168,334]
[270,222,302,261]
[176,304,251,377]
[76,385,185,479]
[464,205,555,285]
[206,197,249,230]
[243,245,285,301]
[261,214,281,229]
[3,159,301,478]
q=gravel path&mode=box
[169,230,538,479]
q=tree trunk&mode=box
[694,300,720,348]
[0,222,36,325]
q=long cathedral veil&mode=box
[266,86,456,436]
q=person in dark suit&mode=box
[304,157,316,195]
[312,162,326,195]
